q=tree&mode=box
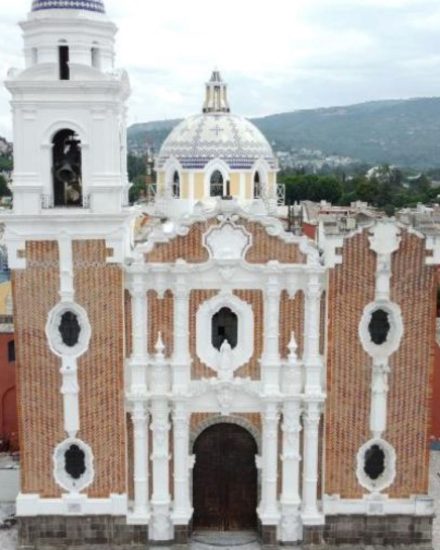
[355,178,379,203]
[0,175,11,197]
[129,175,146,204]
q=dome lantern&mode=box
[202,70,230,114]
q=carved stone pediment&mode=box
[203,221,251,260]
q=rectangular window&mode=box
[91,47,101,69]
[59,46,70,80]
[8,340,15,363]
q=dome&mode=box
[157,72,276,171]
[31,0,105,13]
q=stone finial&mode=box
[155,332,165,359]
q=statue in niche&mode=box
[218,339,234,381]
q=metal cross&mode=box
[211,125,224,137]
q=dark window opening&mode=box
[64,444,86,480]
[368,309,391,345]
[52,129,82,207]
[212,307,238,350]
[254,171,262,198]
[172,170,180,198]
[7,340,15,363]
[59,45,70,80]
[364,444,386,480]
[91,46,100,69]
[59,311,81,347]
[210,170,224,197]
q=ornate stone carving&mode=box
[203,221,252,260]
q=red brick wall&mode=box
[74,240,126,497]
[432,341,440,443]
[325,229,436,498]
[12,240,127,498]
[280,290,304,359]
[325,231,376,498]
[387,232,435,497]
[12,241,63,497]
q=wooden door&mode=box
[193,423,258,531]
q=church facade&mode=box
[2,2,439,548]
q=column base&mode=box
[259,524,277,546]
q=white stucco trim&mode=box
[53,438,95,494]
[16,493,127,517]
[356,438,397,493]
[323,494,434,516]
[46,301,92,359]
[196,291,254,373]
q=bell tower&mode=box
[1,3,137,545]
[6,0,130,215]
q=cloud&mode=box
[0,0,439,138]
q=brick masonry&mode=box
[325,228,436,499]
[303,514,433,546]
[18,516,148,549]
[12,241,63,498]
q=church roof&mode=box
[157,72,276,171]
[31,0,105,13]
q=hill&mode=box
[127,97,440,169]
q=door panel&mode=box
[193,423,258,531]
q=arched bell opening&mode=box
[52,129,83,207]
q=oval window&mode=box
[64,444,86,480]
[368,309,390,345]
[59,311,81,347]
[364,444,386,480]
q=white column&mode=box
[301,272,325,525]
[261,268,281,393]
[279,334,303,542]
[280,399,302,542]
[370,362,389,438]
[301,400,322,523]
[258,401,280,526]
[131,401,149,522]
[150,336,173,541]
[172,268,191,391]
[129,274,148,394]
[303,272,323,394]
[172,400,193,525]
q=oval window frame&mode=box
[46,302,91,358]
[53,437,94,493]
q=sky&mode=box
[0,0,439,139]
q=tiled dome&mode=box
[157,113,276,171]
[31,0,105,13]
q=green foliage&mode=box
[281,174,343,204]
[281,164,440,210]
[0,175,11,197]
[0,155,12,172]
[129,175,146,204]
[128,154,146,181]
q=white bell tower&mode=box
[6,0,131,217]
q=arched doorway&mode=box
[193,423,258,531]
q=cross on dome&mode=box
[31,0,105,13]
[203,70,231,114]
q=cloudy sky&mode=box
[0,0,439,138]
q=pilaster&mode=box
[172,399,193,526]
[258,401,280,526]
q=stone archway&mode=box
[192,422,258,531]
